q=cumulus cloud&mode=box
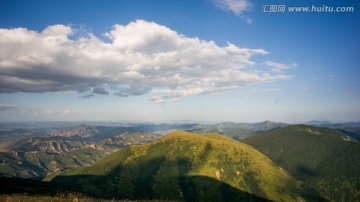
[0,20,292,103]
[211,0,252,23]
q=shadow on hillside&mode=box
[51,157,270,201]
[255,127,282,134]
[52,175,270,201]
[0,177,75,195]
[296,165,317,179]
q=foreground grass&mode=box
[0,193,172,202]
[0,192,93,202]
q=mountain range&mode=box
[47,131,322,201]
[0,121,359,201]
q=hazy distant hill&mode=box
[188,120,287,140]
[303,121,360,140]
[119,121,288,140]
[243,125,360,201]
[48,131,322,201]
[316,123,360,141]
[130,123,199,132]
[0,128,49,152]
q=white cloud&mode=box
[265,61,297,73]
[0,20,293,103]
[212,0,252,15]
[211,0,252,23]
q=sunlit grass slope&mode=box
[49,131,320,201]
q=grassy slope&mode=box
[49,131,319,201]
[243,125,360,201]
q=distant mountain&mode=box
[303,121,360,141]
[344,121,360,127]
[305,120,334,125]
[0,128,48,152]
[305,120,360,127]
[48,131,322,201]
[119,121,288,140]
[188,120,288,140]
[3,125,104,153]
[313,123,360,141]
[243,125,360,201]
[47,124,99,138]
[129,123,199,132]
[0,125,161,179]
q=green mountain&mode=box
[243,125,360,201]
[48,131,321,201]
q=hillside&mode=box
[48,131,321,201]
[243,125,360,201]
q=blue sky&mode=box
[0,0,359,123]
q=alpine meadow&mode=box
[0,0,359,201]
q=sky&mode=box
[0,0,359,123]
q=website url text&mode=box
[262,5,355,13]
